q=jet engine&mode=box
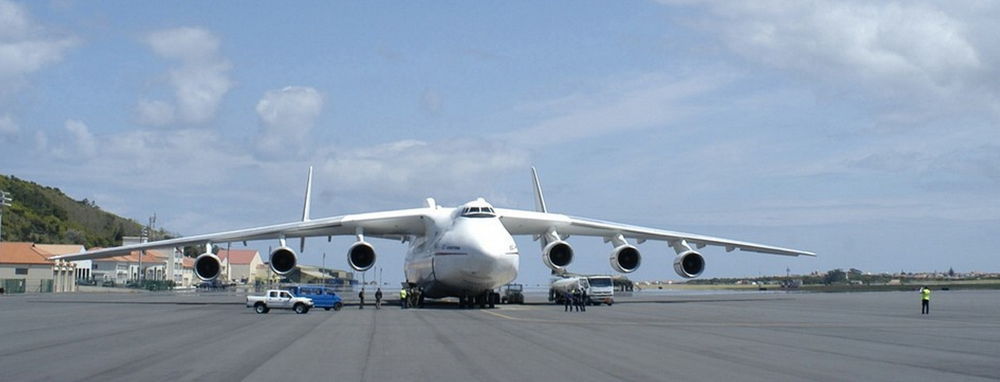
[542,240,574,272]
[609,244,641,273]
[194,252,222,281]
[347,241,376,272]
[269,246,297,275]
[673,250,705,278]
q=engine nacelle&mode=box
[542,240,574,272]
[673,250,705,278]
[609,244,641,273]
[347,241,376,272]
[269,246,297,275]
[194,252,222,281]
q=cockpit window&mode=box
[461,206,495,218]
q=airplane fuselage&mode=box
[403,204,519,299]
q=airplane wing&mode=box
[52,208,431,261]
[495,208,814,257]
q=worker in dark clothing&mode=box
[572,289,582,312]
[415,287,424,308]
[563,291,573,312]
[358,288,365,309]
[580,289,588,312]
[374,288,383,310]
[920,286,931,314]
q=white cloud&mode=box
[0,0,77,92]
[33,129,45,150]
[505,72,731,147]
[0,113,17,137]
[135,99,175,126]
[62,119,95,158]
[50,128,258,191]
[316,138,529,200]
[661,1,1000,116]
[140,27,232,125]
[255,86,324,156]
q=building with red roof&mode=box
[217,249,262,283]
[0,242,55,293]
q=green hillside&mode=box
[0,174,157,248]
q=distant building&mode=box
[281,265,353,285]
[217,249,263,283]
[34,244,88,280]
[180,256,195,287]
[0,242,55,293]
[91,249,168,285]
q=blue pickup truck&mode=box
[283,285,344,311]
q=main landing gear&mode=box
[458,291,499,309]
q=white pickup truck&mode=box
[246,290,314,314]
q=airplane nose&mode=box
[458,246,517,283]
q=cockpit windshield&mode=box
[461,206,496,218]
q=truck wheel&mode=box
[294,303,308,314]
[333,302,343,311]
[607,300,614,306]
[254,303,269,314]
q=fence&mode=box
[1,279,54,294]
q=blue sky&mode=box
[2,1,998,285]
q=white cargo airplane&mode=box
[55,167,814,307]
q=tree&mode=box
[824,269,847,284]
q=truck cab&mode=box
[585,276,614,305]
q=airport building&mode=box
[91,249,169,285]
[0,242,78,293]
[35,244,89,280]
[217,248,262,283]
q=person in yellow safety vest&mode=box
[400,288,408,309]
[920,286,931,315]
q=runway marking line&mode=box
[481,310,525,321]
[479,310,1000,329]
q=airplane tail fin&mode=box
[531,166,547,213]
[302,166,314,221]
[300,166,313,252]
[531,166,551,250]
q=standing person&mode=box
[563,290,572,312]
[358,288,365,309]
[920,286,931,315]
[375,288,383,310]
[580,289,588,312]
[400,288,408,309]
[572,289,582,312]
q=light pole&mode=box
[0,190,12,242]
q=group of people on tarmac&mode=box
[562,288,589,312]
[399,286,423,309]
[357,288,384,309]
[359,287,422,310]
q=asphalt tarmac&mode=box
[1,289,998,381]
